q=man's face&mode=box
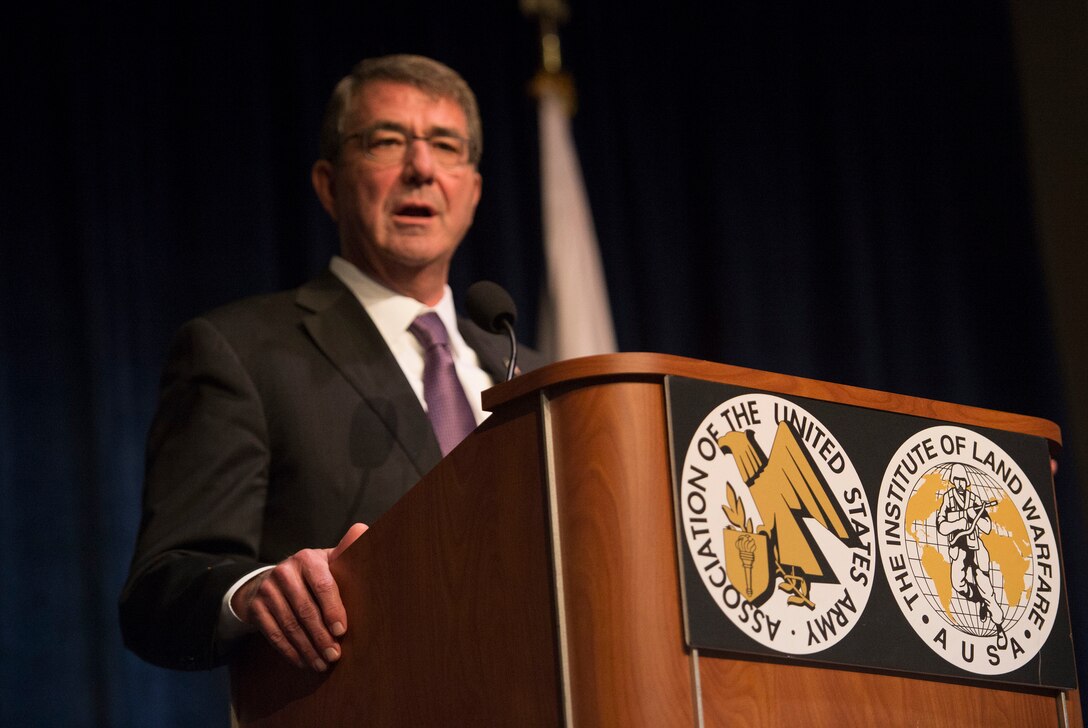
[313,80,482,301]
[953,476,967,493]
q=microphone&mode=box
[466,280,518,382]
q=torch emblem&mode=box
[722,494,775,605]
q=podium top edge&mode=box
[482,352,1062,450]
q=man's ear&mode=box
[311,159,338,221]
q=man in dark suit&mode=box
[119,55,544,675]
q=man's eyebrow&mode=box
[368,121,410,133]
[426,125,466,139]
[366,121,465,138]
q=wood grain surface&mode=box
[545,381,695,725]
[232,398,561,726]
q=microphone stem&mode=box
[501,318,518,382]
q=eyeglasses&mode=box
[340,125,471,168]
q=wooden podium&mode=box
[231,354,1080,727]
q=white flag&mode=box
[536,88,617,361]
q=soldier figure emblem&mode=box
[936,463,1007,648]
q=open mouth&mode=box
[394,203,436,218]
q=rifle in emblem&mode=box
[943,498,999,543]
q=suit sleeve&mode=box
[119,317,272,670]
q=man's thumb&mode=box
[330,522,369,561]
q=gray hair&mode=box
[318,54,482,165]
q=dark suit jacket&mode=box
[119,271,546,670]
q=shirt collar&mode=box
[329,255,464,352]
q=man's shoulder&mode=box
[195,272,346,331]
[201,288,297,325]
[167,272,354,358]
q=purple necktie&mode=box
[409,312,477,456]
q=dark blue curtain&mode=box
[3,2,1082,725]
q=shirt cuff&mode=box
[218,565,276,641]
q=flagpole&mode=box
[522,0,618,361]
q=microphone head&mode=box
[466,280,517,334]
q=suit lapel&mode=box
[458,318,511,382]
[296,272,443,477]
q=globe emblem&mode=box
[901,462,1033,638]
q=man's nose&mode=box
[401,139,436,184]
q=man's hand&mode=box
[231,523,368,671]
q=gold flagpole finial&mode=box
[520,0,576,115]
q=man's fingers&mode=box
[252,573,316,670]
[260,558,334,672]
[300,557,348,642]
[247,596,304,669]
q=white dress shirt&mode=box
[329,255,494,425]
